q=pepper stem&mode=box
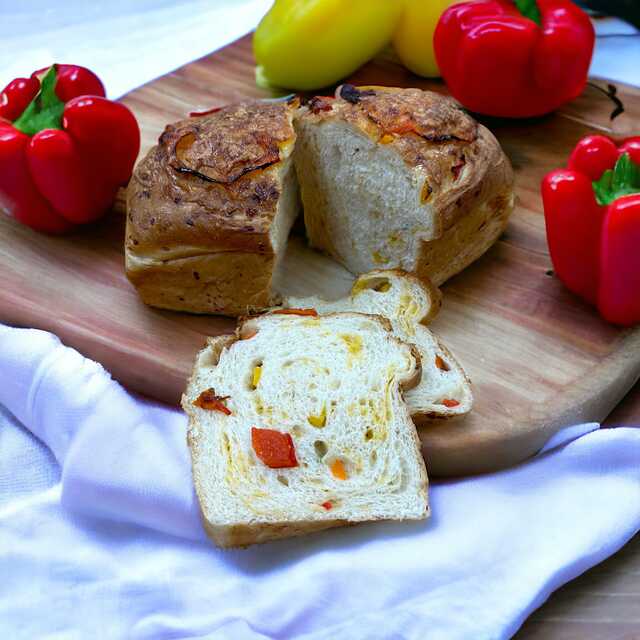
[12,65,65,136]
[513,0,542,25]
[592,153,640,206]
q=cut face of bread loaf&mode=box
[183,312,429,548]
[286,270,472,422]
[294,86,515,286]
[125,99,300,316]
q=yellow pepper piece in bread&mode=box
[252,365,262,389]
[308,406,327,428]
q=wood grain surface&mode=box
[520,352,638,639]
[1,35,639,477]
[604,380,640,427]
[516,533,640,639]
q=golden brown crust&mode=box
[163,101,294,185]
[125,99,299,315]
[416,141,514,286]
[201,518,350,548]
[125,100,297,258]
[336,84,477,143]
[125,250,278,316]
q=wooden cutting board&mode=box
[2,35,639,476]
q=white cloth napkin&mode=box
[1,325,639,640]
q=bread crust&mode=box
[126,251,279,316]
[127,100,297,255]
[284,269,472,421]
[125,99,299,315]
[350,268,443,326]
[415,129,514,286]
[298,85,515,285]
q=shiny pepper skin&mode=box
[542,135,640,326]
[253,0,402,90]
[0,64,139,234]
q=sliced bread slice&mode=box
[183,312,428,548]
[286,270,472,422]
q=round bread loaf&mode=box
[125,86,514,315]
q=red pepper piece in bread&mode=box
[251,427,298,468]
[193,389,231,415]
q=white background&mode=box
[0,0,274,98]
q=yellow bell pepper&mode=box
[392,0,452,78]
[253,0,402,91]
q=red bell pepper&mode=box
[0,64,139,234]
[434,0,595,118]
[542,135,640,326]
[251,427,299,469]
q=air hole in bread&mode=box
[239,324,259,340]
[199,339,230,368]
[277,475,289,487]
[365,428,374,441]
[374,280,391,293]
[330,380,341,390]
[314,440,328,459]
[370,450,377,465]
[292,426,303,438]
[353,276,392,295]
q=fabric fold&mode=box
[0,325,203,540]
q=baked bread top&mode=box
[126,98,298,261]
[302,85,508,235]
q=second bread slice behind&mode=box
[286,270,472,423]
